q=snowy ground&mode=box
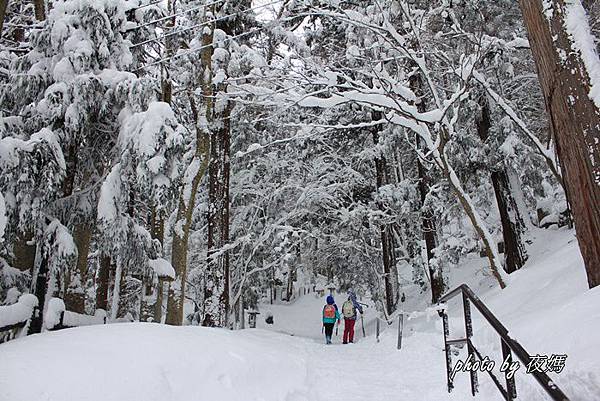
[0,228,598,401]
[0,320,466,401]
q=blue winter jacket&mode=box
[322,296,341,324]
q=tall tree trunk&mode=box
[203,1,236,327]
[490,173,528,273]
[165,24,212,325]
[110,191,137,320]
[30,223,64,331]
[380,225,398,315]
[148,203,165,322]
[33,0,45,21]
[29,246,47,334]
[161,0,176,104]
[0,0,9,35]
[411,74,444,303]
[435,133,508,288]
[149,204,165,245]
[519,0,600,288]
[476,96,528,274]
[372,122,399,315]
[110,263,123,320]
[96,255,110,311]
[270,264,275,304]
[204,96,232,327]
[286,261,294,301]
[417,154,444,302]
[152,3,175,323]
[12,231,36,273]
[59,139,84,311]
[65,223,91,313]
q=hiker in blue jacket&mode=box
[322,295,340,344]
[341,289,364,344]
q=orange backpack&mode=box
[323,304,336,319]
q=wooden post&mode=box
[397,314,403,350]
[376,318,380,343]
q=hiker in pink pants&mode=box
[341,289,364,344]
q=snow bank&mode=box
[0,324,313,401]
[0,294,37,329]
[435,228,600,401]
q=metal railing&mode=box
[46,310,107,331]
[437,284,570,401]
[0,315,33,343]
[375,313,404,350]
[0,296,38,344]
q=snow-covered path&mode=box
[0,286,474,401]
[253,293,466,401]
[1,230,598,401]
[300,332,461,401]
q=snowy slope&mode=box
[0,322,467,401]
[0,228,598,401]
[0,324,315,401]
[456,228,600,400]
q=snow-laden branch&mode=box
[472,70,563,183]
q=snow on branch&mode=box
[149,258,175,280]
[472,70,563,182]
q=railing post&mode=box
[501,339,517,401]
[463,293,479,396]
[397,314,403,350]
[26,306,39,336]
[376,318,380,343]
[439,308,454,393]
